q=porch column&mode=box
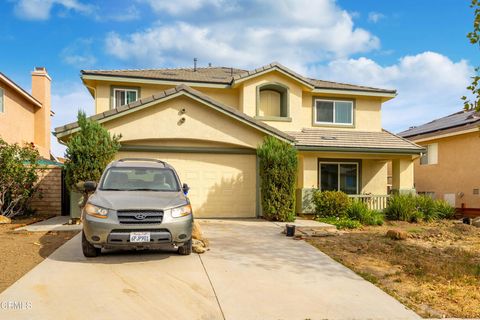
[296,155,317,214]
[391,158,415,194]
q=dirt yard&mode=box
[306,220,480,319]
[0,215,79,293]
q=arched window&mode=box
[256,83,289,119]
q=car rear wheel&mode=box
[178,239,192,255]
[82,231,101,257]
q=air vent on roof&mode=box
[211,76,227,79]
[409,126,417,129]
[160,72,178,76]
[321,136,337,141]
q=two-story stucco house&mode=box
[0,67,51,158]
[399,110,480,217]
[54,62,423,218]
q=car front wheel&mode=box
[178,239,192,255]
[82,231,101,257]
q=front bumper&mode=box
[83,210,193,249]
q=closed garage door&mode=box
[118,152,257,218]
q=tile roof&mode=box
[287,128,424,153]
[398,110,480,138]
[54,84,294,142]
[82,62,396,94]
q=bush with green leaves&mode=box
[0,138,41,218]
[313,190,351,218]
[257,136,297,222]
[434,200,456,219]
[347,201,384,226]
[317,216,362,229]
[64,111,121,193]
[415,195,437,221]
[384,194,421,222]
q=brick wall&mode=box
[30,165,62,215]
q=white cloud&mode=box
[13,0,93,20]
[309,52,473,132]
[50,83,94,157]
[60,38,97,68]
[368,12,385,23]
[140,0,229,15]
[105,0,379,70]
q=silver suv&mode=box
[81,158,193,257]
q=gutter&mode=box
[295,145,426,155]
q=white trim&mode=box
[82,74,230,89]
[314,99,353,126]
[312,88,396,99]
[232,67,314,89]
[411,127,480,143]
[319,161,359,194]
[112,88,138,109]
[0,74,42,108]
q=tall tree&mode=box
[463,0,480,110]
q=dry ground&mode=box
[306,220,480,319]
[0,214,79,293]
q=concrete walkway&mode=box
[0,219,419,320]
[15,216,82,232]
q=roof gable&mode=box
[0,72,42,108]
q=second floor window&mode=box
[420,143,438,165]
[113,88,138,108]
[315,99,353,125]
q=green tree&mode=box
[64,111,121,193]
[463,0,480,110]
[0,138,41,217]
[257,136,298,222]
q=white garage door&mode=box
[118,152,257,218]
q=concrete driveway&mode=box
[0,219,419,320]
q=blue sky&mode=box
[0,0,477,156]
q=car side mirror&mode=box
[84,181,97,192]
[182,183,190,195]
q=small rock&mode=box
[472,217,480,228]
[386,229,408,240]
[0,216,11,224]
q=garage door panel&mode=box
[117,152,256,218]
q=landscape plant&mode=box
[0,138,41,218]
[312,190,351,218]
[257,136,297,222]
[64,111,121,199]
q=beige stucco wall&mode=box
[0,83,36,146]
[93,82,240,114]
[413,131,480,208]
[102,95,266,148]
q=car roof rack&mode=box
[117,158,166,166]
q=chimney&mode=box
[31,67,51,159]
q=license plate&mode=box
[130,232,150,243]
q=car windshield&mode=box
[100,167,180,192]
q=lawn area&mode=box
[0,214,79,293]
[306,220,480,319]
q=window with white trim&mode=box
[113,88,138,108]
[0,87,4,113]
[314,99,353,125]
[319,161,359,194]
[420,143,438,165]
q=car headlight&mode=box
[84,203,109,219]
[169,204,192,218]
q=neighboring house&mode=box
[398,110,480,217]
[0,67,51,159]
[54,62,423,218]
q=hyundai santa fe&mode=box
[81,158,193,257]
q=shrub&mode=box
[257,136,297,222]
[313,190,351,218]
[0,138,41,218]
[415,195,437,222]
[346,200,384,226]
[384,194,421,222]
[64,111,121,193]
[317,217,362,229]
[434,200,456,219]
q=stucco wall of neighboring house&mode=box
[413,131,480,209]
[101,95,267,149]
[0,84,36,146]
[94,82,240,114]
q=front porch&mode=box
[295,152,418,214]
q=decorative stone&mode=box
[386,229,408,240]
[0,215,11,224]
